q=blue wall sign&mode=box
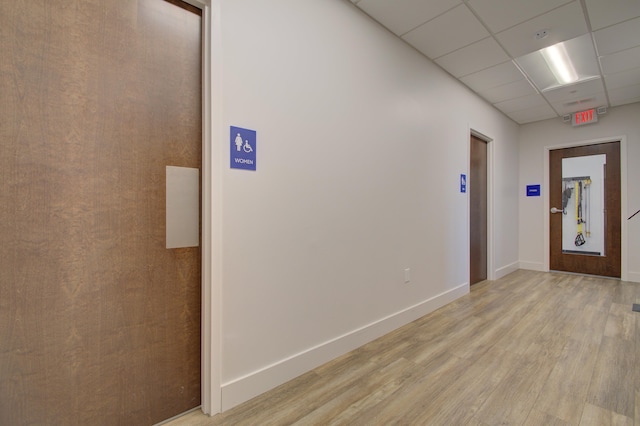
[460,174,466,193]
[230,126,256,171]
[526,184,541,197]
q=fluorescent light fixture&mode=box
[515,34,601,93]
[540,42,578,84]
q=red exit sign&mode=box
[572,108,598,126]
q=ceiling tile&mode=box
[402,5,489,59]
[608,84,640,106]
[494,93,548,113]
[435,37,510,77]
[542,78,604,103]
[600,46,640,75]
[505,104,558,124]
[594,18,640,56]
[468,0,572,33]
[584,0,640,31]
[549,91,608,114]
[357,0,461,36]
[496,2,589,58]
[353,0,640,124]
[460,61,526,92]
[604,67,640,90]
[479,79,537,103]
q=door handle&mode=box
[550,207,563,214]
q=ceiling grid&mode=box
[351,0,640,124]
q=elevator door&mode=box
[0,1,202,424]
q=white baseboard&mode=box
[519,261,546,272]
[494,261,519,279]
[627,271,640,283]
[220,283,469,411]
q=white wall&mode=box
[216,0,519,409]
[518,102,640,281]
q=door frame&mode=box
[181,0,222,415]
[469,128,495,282]
[543,135,628,281]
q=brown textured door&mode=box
[549,142,621,277]
[470,135,488,285]
[0,1,202,424]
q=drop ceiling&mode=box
[349,0,640,124]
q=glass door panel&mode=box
[561,154,606,256]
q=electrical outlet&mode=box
[404,268,411,284]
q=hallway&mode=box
[169,270,639,425]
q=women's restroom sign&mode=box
[230,126,256,171]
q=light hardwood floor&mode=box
[166,270,640,425]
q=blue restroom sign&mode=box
[230,126,256,171]
[460,174,466,193]
[526,184,541,197]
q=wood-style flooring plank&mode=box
[162,272,640,426]
[604,302,635,340]
[522,408,572,426]
[463,418,492,426]
[406,346,522,425]
[578,403,633,426]
[338,351,473,425]
[585,338,635,418]
[493,285,566,355]
[635,388,640,426]
[291,357,415,426]
[471,349,556,426]
[531,307,609,424]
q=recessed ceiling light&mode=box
[540,43,578,84]
[514,34,600,92]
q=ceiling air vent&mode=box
[564,98,595,107]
